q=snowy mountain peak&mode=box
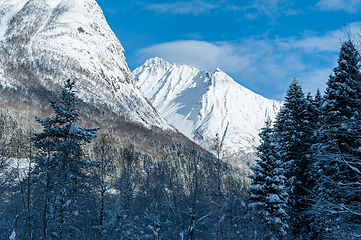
[0,0,176,136]
[144,57,172,69]
[133,58,283,167]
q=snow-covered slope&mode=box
[0,0,204,155]
[0,0,171,130]
[134,58,283,164]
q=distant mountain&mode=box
[133,57,283,167]
[0,0,195,154]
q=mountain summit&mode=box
[133,58,283,166]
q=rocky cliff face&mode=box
[134,57,283,167]
[0,0,195,154]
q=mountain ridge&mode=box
[133,57,283,167]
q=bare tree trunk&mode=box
[7,215,18,240]
[43,139,51,240]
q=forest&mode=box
[0,39,361,239]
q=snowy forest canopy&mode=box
[1,39,361,239]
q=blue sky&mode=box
[95,0,361,100]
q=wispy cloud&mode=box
[145,0,219,15]
[316,0,361,13]
[143,0,300,20]
[290,22,361,52]
[183,32,203,40]
[284,8,303,16]
[135,22,361,100]
[104,7,119,15]
[250,0,291,17]
[226,0,299,22]
[299,69,331,95]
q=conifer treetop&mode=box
[323,40,361,121]
[33,79,99,145]
[53,79,80,124]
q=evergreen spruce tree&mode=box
[313,89,323,123]
[32,79,98,239]
[306,93,316,126]
[273,78,314,238]
[249,118,288,239]
[310,40,361,238]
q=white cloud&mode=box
[292,34,341,52]
[135,22,361,100]
[145,0,219,15]
[316,0,361,13]
[290,22,361,52]
[137,40,253,73]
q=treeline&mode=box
[0,80,257,239]
[249,40,361,239]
